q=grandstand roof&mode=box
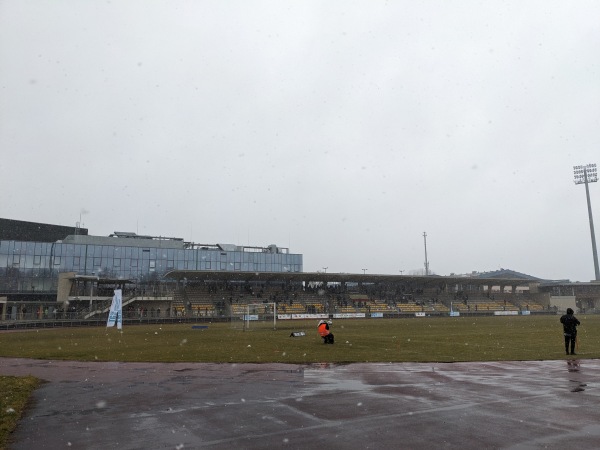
[164,270,538,288]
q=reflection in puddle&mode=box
[311,362,335,370]
[566,359,586,392]
[567,359,580,373]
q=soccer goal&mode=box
[241,302,277,331]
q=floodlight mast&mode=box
[423,232,429,276]
[573,163,600,280]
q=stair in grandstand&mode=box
[83,295,137,319]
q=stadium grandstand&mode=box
[1,217,600,328]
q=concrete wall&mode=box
[57,272,76,303]
[549,296,577,313]
[0,297,6,320]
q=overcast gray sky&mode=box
[1,1,599,282]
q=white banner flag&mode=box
[106,288,123,330]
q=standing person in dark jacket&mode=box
[560,308,580,355]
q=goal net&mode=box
[236,302,277,331]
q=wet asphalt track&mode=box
[2,357,599,449]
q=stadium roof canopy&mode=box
[164,270,539,288]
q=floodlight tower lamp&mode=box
[573,163,600,281]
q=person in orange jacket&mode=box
[318,320,334,344]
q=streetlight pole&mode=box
[574,164,600,280]
[362,269,367,275]
[322,267,328,273]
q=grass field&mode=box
[1,314,597,364]
[0,376,40,450]
[1,314,596,448]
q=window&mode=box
[33,255,41,265]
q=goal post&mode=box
[243,302,277,331]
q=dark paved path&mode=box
[2,358,599,449]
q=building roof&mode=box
[0,218,88,242]
[473,269,543,281]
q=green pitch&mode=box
[1,315,597,363]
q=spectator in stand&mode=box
[560,308,580,355]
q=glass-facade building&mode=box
[0,233,303,294]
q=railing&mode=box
[0,315,228,331]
